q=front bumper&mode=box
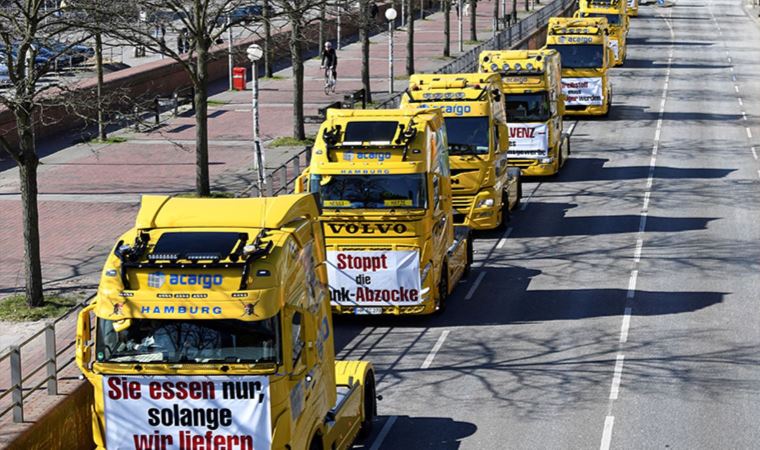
[452,189,501,230]
[509,158,559,176]
[564,101,609,116]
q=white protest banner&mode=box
[103,376,271,450]
[562,77,604,106]
[508,123,549,155]
[327,250,422,306]
[609,39,620,60]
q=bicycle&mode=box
[323,66,336,94]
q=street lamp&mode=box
[227,15,234,90]
[458,0,463,52]
[385,8,397,94]
[247,44,265,196]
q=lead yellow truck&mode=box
[577,0,629,65]
[296,108,471,315]
[479,49,570,176]
[76,194,376,450]
[400,73,522,230]
[545,17,614,117]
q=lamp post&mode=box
[227,15,233,90]
[457,0,463,52]
[247,44,265,196]
[385,8,397,94]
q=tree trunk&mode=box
[512,0,517,22]
[319,3,326,51]
[17,111,43,307]
[360,0,372,102]
[194,45,211,196]
[291,17,305,140]
[470,0,477,42]
[493,0,499,33]
[525,0,529,12]
[264,0,274,77]
[95,32,106,140]
[443,0,450,56]
[406,0,414,75]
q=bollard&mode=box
[154,97,160,125]
[292,157,300,179]
[173,91,180,116]
[133,106,140,131]
[280,169,288,194]
[266,174,274,196]
[10,346,23,423]
[45,323,58,396]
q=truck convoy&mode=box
[545,17,614,117]
[75,194,377,450]
[479,49,570,176]
[296,108,471,316]
[400,73,522,229]
[577,0,629,65]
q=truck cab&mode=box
[479,49,570,176]
[400,73,522,230]
[296,108,471,315]
[545,17,615,117]
[75,194,376,450]
[577,0,630,65]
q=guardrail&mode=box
[0,296,93,423]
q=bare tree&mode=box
[263,0,274,77]
[406,0,415,75]
[359,0,372,102]
[76,0,254,196]
[493,0,499,34]
[469,0,477,42]
[443,0,451,57]
[0,1,92,306]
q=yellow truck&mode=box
[479,49,570,176]
[545,17,614,117]
[296,108,471,315]
[400,73,522,230]
[75,194,377,450]
[577,0,630,65]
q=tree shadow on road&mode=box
[354,416,477,449]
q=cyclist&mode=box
[321,41,338,87]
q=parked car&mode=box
[217,3,263,25]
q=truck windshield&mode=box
[96,318,279,364]
[546,44,604,68]
[444,117,490,155]
[506,93,551,122]
[581,12,622,25]
[310,173,427,209]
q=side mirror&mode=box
[75,304,96,373]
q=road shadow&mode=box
[623,58,729,70]
[558,158,736,182]
[354,416,477,449]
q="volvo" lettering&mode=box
[327,223,408,234]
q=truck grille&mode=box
[451,196,474,211]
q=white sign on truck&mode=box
[103,375,271,450]
[508,123,549,156]
[327,250,422,310]
[562,77,604,106]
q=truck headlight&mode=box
[476,198,495,208]
[540,157,554,164]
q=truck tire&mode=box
[309,435,322,450]
[496,192,510,231]
[358,371,377,439]
[436,264,449,313]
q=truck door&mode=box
[287,308,318,449]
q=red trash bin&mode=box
[232,67,247,90]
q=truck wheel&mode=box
[309,435,322,450]
[436,265,449,313]
[359,371,377,439]
[496,192,510,231]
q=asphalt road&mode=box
[337,0,760,448]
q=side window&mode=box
[493,123,500,151]
[291,311,305,366]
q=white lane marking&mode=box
[626,270,638,299]
[638,213,648,234]
[600,416,615,450]
[620,308,632,343]
[369,416,398,450]
[465,272,486,300]
[567,121,577,136]
[421,330,450,369]
[520,182,542,211]
[730,66,734,72]
[738,97,743,106]
[646,177,653,190]
[633,239,644,263]
[609,355,625,400]
[642,192,651,212]
[752,147,758,160]
[732,74,737,82]
[742,112,747,121]
[734,85,740,93]
[747,128,753,139]
[654,128,661,142]
[496,227,513,249]
[757,169,760,180]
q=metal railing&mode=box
[0,296,93,423]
